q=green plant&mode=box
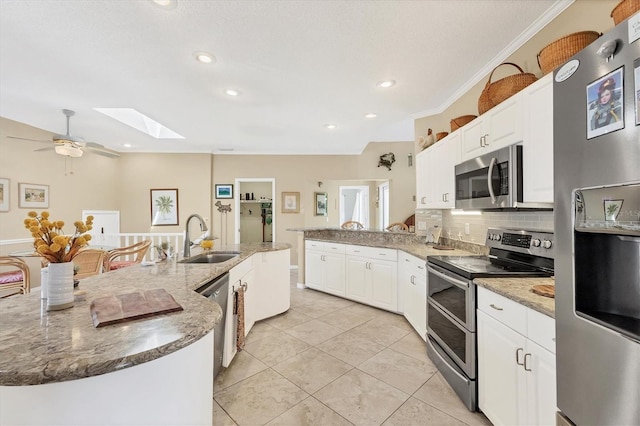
[155,196,173,215]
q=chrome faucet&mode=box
[183,214,208,258]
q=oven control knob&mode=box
[494,234,501,241]
[542,240,553,249]
[532,239,541,247]
[488,234,494,240]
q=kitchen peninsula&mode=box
[0,242,290,426]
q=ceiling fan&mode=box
[7,109,120,158]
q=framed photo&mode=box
[215,184,234,199]
[151,188,179,226]
[18,183,48,208]
[586,67,624,139]
[0,178,9,212]
[634,58,639,126]
[315,192,328,216]
[281,192,300,214]
[604,199,623,221]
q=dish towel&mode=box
[235,286,245,351]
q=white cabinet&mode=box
[345,245,398,312]
[304,241,346,296]
[460,95,523,162]
[415,131,460,209]
[252,249,290,321]
[398,252,427,340]
[521,74,554,204]
[224,256,254,367]
[477,286,556,426]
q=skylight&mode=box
[94,108,184,139]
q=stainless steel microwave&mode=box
[454,144,528,210]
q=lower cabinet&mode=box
[398,252,427,340]
[345,245,398,312]
[477,287,556,426]
[304,241,346,296]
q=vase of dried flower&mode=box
[47,262,74,311]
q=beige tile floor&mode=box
[214,270,492,426]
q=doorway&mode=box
[339,186,370,228]
[234,178,275,244]
[378,182,390,229]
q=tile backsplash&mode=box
[416,209,554,246]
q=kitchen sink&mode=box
[178,252,240,264]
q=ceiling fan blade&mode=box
[34,147,54,152]
[7,135,50,144]
[84,142,121,158]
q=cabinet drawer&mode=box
[399,252,426,274]
[527,308,556,354]
[324,242,346,254]
[305,240,324,251]
[346,245,397,261]
[477,286,527,335]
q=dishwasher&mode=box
[196,272,229,378]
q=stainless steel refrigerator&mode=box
[553,13,640,426]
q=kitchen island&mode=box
[0,242,290,426]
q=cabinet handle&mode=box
[524,353,532,371]
[405,258,410,262]
[378,253,386,256]
[418,265,424,270]
[516,348,524,366]
[241,282,248,292]
[421,197,427,204]
[490,303,503,311]
[484,134,490,145]
[479,136,484,147]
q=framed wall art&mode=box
[586,67,624,139]
[315,192,327,216]
[151,188,179,226]
[281,192,300,213]
[215,184,234,199]
[18,182,48,209]
[0,178,9,212]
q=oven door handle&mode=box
[487,156,497,204]
[427,265,469,289]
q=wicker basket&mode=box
[478,63,538,115]
[450,115,477,132]
[611,0,640,24]
[537,31,600,75]
[436,132,448,141]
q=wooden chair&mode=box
[341,220,364,230]
[386,222,409,232]
[73,249,106,279]
[0,256,31,298]
[104,240,151,271]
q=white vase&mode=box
[40,266,49,299]
[47,262,74,311]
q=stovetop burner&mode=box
[427,228,555,280]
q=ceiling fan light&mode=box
[55,144,83,158]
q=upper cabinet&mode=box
[416,131,460,209]
[521,74,554,204]
[460,95,523,162]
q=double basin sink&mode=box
[178,252,240,264]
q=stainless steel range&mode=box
[426,228,554,411]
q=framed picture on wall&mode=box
[151,188,179,226]
[215,184,234,199]
[0,178,9,212]
[315,192,327,216]
[586,67,624,139]
[281,192,300,213]
[18,182,48,208]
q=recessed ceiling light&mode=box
[194,51,215,64]
[94,108,184,139]
[151,0,177,10]
[364,113,377,119]
[123,143,132,148]
[325,124,337,130]
[225,89,240,96]
[377,80,396,88]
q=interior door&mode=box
[82,210,120,248]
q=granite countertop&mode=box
[0,242,290,386]
[473,276,556,318]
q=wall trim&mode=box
[0,238,32,246]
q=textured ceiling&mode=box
[0,0,568,155]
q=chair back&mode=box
[105,240,151,271]
[73,249,106,279]
[341,221,364,230]
[386,222,409,232]
[0,256,31,297]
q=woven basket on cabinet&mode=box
[537,31,601,75]
[436,132,448,141]
[450,115,477,132]
[478,63,537,115]
[611,0,640,25]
